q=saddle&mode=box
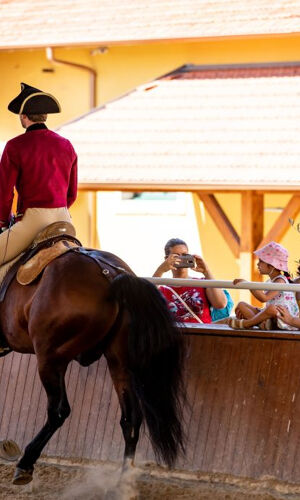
[0,221,81,301]
[0,222,128,357]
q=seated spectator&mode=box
[270,261,300,330]
[153,238,232,324]
[228,241,299,330]
[294,264,300,309]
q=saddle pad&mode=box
[17,240,79,285]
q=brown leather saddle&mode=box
[0,221,128,357]
[0,221,129,302]
[0,221,81,301]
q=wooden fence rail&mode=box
[1,322,299,483]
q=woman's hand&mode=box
[193,255,227,308]
[193,255,208,275]
[165,254,182,271]
[152,254,181,277]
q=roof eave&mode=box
[78,182,300,193]
[1,31,300,51]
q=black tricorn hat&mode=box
[8,83,61,114]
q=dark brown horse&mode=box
[0,247,186,485]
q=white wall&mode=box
[97,191,203,278]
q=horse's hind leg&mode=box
[106,357,142,465]
[120,387,143,464]
[13,359,70,485]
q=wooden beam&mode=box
[241,191,264,253]
[256,195,300,250]
[241,191,264,304]
[195,193,240,258]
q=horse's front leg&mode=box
[13,359,70,485]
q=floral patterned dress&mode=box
[158,283,212,323]
[267,275,299,330]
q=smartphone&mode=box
[174,254,195,268]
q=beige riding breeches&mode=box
[0,207,72,266]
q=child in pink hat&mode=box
[228,241,299,330]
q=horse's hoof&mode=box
[12,467,33,485]
[0,440,21,461]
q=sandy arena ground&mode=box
[1,459,300,500]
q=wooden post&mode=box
[240,191,264,304]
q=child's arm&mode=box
[276,305,300,328]
[233,278,282,302]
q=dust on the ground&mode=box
[0,459,300,500]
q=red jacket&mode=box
[0,125,77,225]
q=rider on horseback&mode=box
[0,82,78,353]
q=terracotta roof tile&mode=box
[56,64,300,190]
[0,0,299,48]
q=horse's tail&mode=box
[110,273,186,467]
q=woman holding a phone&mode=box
[153,238,229,324]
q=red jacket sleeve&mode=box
[67,152,78,208]
[0,143,18,225]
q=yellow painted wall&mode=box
[0,48,90,139]
[92,35,300,107]
[1,34,300,289]
[1,34,300,140]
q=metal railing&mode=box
[145,277,300,292]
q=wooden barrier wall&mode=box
[0,324,299,483]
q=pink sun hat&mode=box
[254,241,289,272]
